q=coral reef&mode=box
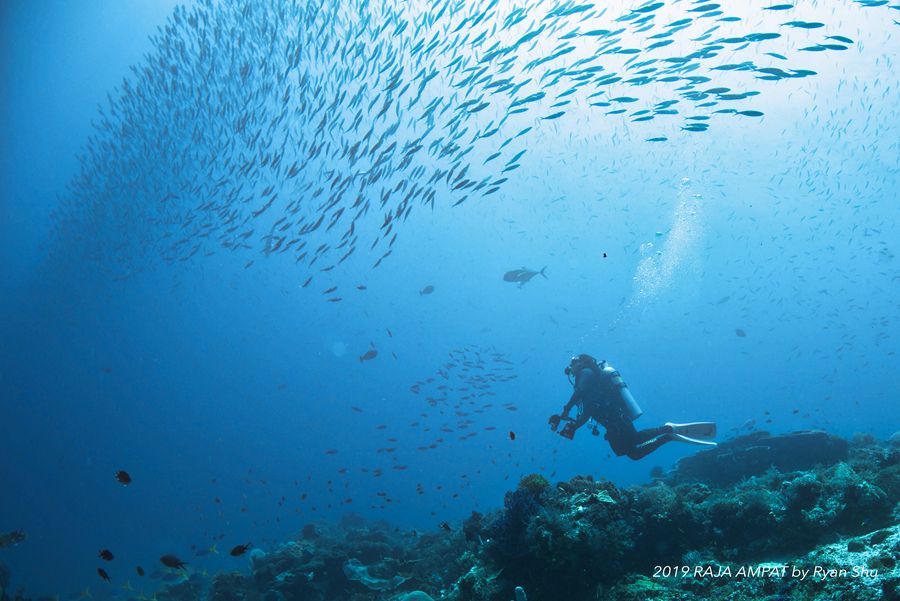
[205,519,468,601]
[446,432,898,600]
[3,431,898,601]
[156,576,203,601]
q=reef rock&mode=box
[670,430,849,486]
[888,431,900,448]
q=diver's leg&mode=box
[626,433,673,460]
[633,425,673,445]
[609,421,674,460]
[604,419,639,456]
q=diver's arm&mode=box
[560,390,580,419]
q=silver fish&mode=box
[503,266,547,287]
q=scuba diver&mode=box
[548,354,717,460]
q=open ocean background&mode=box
[1,0,898,595]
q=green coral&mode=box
[517,473,550,496]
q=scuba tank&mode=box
[599,361,643,421]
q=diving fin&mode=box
[666,422,716,439]
[671,433,718,447]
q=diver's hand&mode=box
[548,414,561,431]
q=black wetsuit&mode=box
[562,366,671,460]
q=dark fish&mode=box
[508,431,516,440]
[98,549,114,561]
[503,266,547,287]
[356,285,367,290]
[159,554,188,569]
[439,522,452,532]
[97,567,111,582]
[230,542,252,556]
[735,328,747,337]
[359,349,378,362]
[115,470,131,485]
[136,566,145,576]
[419,285,434,295]
[0,530,25,548]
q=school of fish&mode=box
[50,0,896,286]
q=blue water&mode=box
[1,0,898,595]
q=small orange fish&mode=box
[98,549,114,561]
[115,470,131,485]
